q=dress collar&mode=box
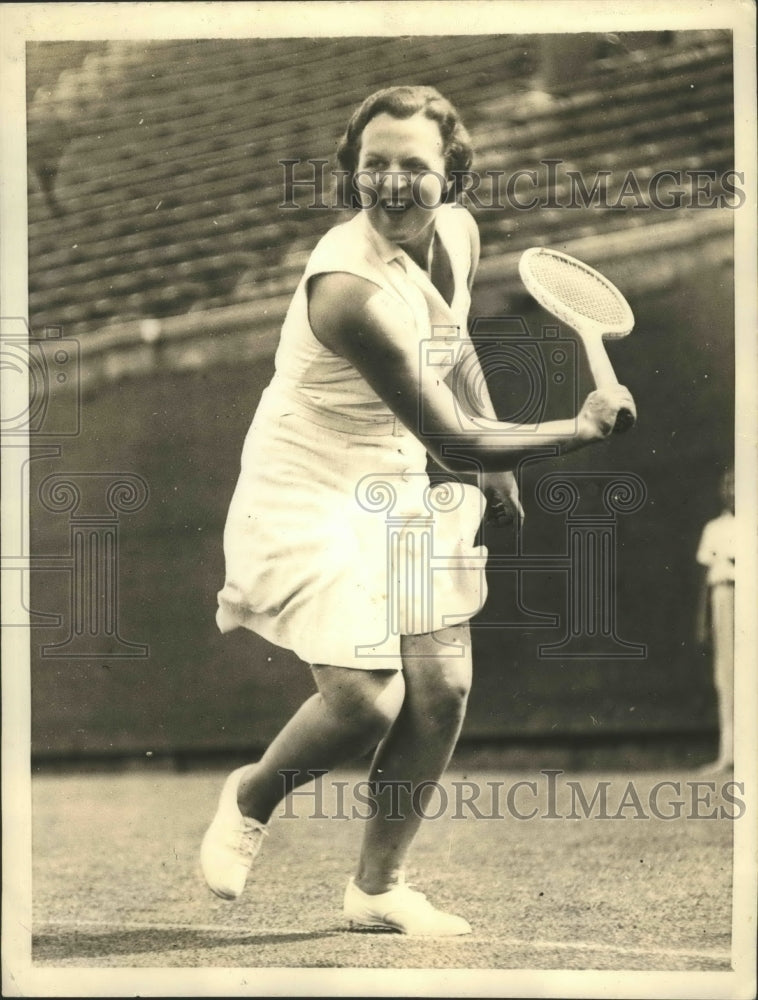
[356,210,409,269]
[355,207,464,318]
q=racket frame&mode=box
[518,246,636,432]
[518,246,634,342]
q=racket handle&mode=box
[612,407,636,434]
[582,334,635,434]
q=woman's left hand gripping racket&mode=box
[518,247,636,433]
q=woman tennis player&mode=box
[201,85,635,936]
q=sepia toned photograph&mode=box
[2,2,756,997]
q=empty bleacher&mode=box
[27,32,739,761]
[27,32,734,345]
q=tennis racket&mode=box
[518,247,635,433]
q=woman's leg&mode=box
[711,584,734,768]
[202,663,404,901]
[236,664,405,822]
[354,623,472,894]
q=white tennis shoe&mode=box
[200,765,268,900]
[344,876,471,936]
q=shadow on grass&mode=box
[33,926,342,962]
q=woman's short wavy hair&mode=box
[336,86,474,207]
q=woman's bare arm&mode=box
[308,271,635,474]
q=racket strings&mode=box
[528,255,629,326]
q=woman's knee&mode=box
[401,626,473,723]
[312,665,405,738]
[432,659,472,719]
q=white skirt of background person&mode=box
[216,205,489,669]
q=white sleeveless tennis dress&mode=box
[216,204,488,669]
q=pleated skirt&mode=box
[216,385,488,668]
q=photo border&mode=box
[2,3,756,997]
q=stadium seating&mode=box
[27,32,733,340]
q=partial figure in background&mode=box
[696,466,735,772]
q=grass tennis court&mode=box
[31,763,735,972]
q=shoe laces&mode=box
[237,817,268,859]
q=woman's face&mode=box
[355,111,449,256]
